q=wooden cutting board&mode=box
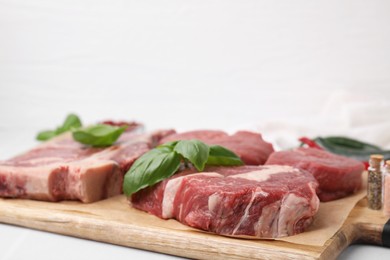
[0,195,389,260]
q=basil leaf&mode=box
[206,145,244,166]
[72,124,126,147]
[158,141,179,149]
[123,140,244,197]
[36,113,82,141]
[123,147,181,196]
[56,114,82,134]
[174,139,209,171]
[36,130,57,141]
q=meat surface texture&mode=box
[159,130,274,165]
[265,147,365,202]
[0,129,171,203]
[131,165,319,238]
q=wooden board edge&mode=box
[0,204,322,260]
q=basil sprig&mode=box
[72,124,126,147]
[123,140,244,196]
[37,114,126,147]
[36,114,82,141]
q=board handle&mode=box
[382,219,390,247]
[357,219,390,247]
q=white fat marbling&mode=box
[14,157,65,165]
[278,193,312,237]
[228,165,299,182]
[162,172,222,218]
[231,188,269,235]
[208,193,222,213]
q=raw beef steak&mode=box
[0,129,172,203]
[159,130,274,165]
[131,165,319,238]
[265,147,364,201]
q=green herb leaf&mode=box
[72,124,126,147]
[174,139,209,171]
[36,130,57,141]
[158,141,179,149]
[123,139,245,197]
[313,136,390,162]
[36,113,82,141]
[123,146,181,196]
[56,114,82,134]
[206,145,244,166]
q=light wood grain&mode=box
[0,195,387,260]
[320,198,389,259]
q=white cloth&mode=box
[235,89,390,151]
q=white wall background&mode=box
[1,0,390,156]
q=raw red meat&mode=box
[131,165,319,238]
[0,129,171,203]
[265,147,364,201]
[159,130,274,165]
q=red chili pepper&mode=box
[298,137,323,149]
[299,136,370,169]
[363,161,369,170]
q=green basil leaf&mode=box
[56,113,82,134]
[123,140,244,197]
[123,147,181,196]
[158,140,179,149]
[72,124,126,147]
[206,145,244,166]
[36,113,82,141]
[174,139,209,171]
[36,130,57,141]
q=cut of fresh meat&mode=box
[131,165,319,238]
[159,130,274,165]
[0,129,172,203]
[265,147,364,202]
